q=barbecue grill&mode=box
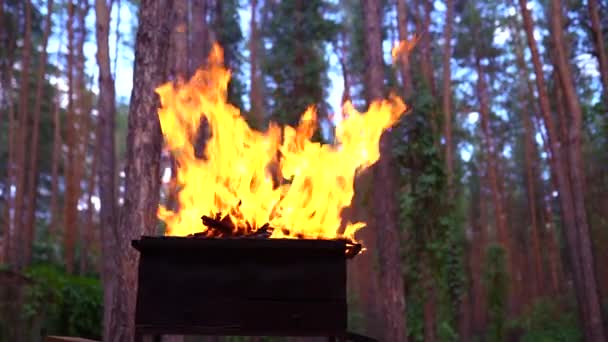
[132,236,376,341]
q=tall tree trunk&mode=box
[472,163,488,334]
[64,0,77,273]
[413,0,435,94]
[441,0,454,193]
[511,24,544,297]
[395,0,414,98]
[550,1,606,339]
[169,0,188,81]
[587,0,608,105]
[95,0,128,340]
[413,0,438,140]
[23,0,54,265]
[249,0,264,127]
[50,96,62,238]
[2,24,17,264]
[118,1,171,340]
[362,0,407,341]
[189,0,209,75]
[337,31,351,105]
[518,0,586,313]
[11,0,33,270]
[80,123,98,275]
[474,57,509,252]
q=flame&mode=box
[391,36,420,63]
[157,44,407,243]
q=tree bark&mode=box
[474,57,509,252]
[413,0,435,94]
[118,1,171,340]
[189,0,209,75]
[395,0,414,98]
[550,1,606,339]
[587,0,608,105]
[362,0,407,341]
[511,23,544,297]
[64,0,78,274]
[23,0,54,265]
[469,162,487,336]
[249,0,264,127]
[169,0,188,81]
[80,121,98,275]
[95,0,128,339]
[2,20,17,264]
[518,0,585,306]
[50,97,62,238]
[11,0,33,270]
[336,31,351,105]
[441,0,454,194]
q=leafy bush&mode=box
[512,298,582,342]
[23,264,102,339]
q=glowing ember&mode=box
[156,44,407,243]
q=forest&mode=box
[0,0,607,341]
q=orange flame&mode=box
[157,44,407,243]
[391,36,420,63]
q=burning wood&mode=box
[189,214,362,258]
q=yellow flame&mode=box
[391,36,420,63]
[157,44,407,243]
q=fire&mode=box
[156,44,407,243]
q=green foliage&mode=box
[482,244,508,342]
[261,0,338,126]
[22,265,102,339]
[394,83,466,341]
[511,299,582,342]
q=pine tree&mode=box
[262,0,338,127]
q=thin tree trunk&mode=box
[441,0,454,193]
[23,0,54,265]
[249,0,264,127]
[475,54,519,315]
[94,0,129,340]
[587,0,608,105]
[550,1,606,339]
[80,122,98,275]
[64,0,77,273]
[511,24,544,297]
[50,95,62,238]
[118,1,171,340]
[396,0,414,98]
[3,70,16,265]
[170,0,188,81]
[475,57,509,251]
[189,0,209,75]
[413,0,434,93]
[112,0,121,78]
[472,163,488,334]
[337,31,351,105]
[518,0,586,314]
[11,0,33,270]
[362,0,406,340]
